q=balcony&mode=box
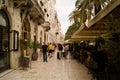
[41,21,50,31]
[14,0,45,24]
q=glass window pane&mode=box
[0,12,7,27]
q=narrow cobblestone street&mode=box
[0,51,92,80]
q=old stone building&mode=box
[0,0,62,73]
[42,0,61,43]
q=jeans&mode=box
[43,52,47,62]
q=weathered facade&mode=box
[42,0,61,43]
[0,0,61,73]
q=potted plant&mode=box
[20,39,33,65]
[31,41,39,61]
[19,39,27,67]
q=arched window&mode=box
[21,18,31,40]
[0,10,9,27]
[0,10,9,51]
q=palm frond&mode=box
[69,9,81,22]
[75,0,80,7]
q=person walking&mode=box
[41,43,48,62]
[48,43,53,57]
[57,43,63,59]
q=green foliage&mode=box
[68,0,111,41]
[101,17,120,72]
[101,39,120,72]
[69,9,81,23]
[27,39,32,48]
[32,41,40,49]
[20,39,27,50]
[74,0,112,24]
[20,39,37,50]
[65,21,81,40]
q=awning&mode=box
[70,0,120,42]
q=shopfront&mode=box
[0,10,10,72]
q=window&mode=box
[44,8,47,13]
[47,14,49,17]
[40,1,43,6]
[0,11,7,27]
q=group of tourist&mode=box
[57,43,70,59]
[41,42,56,62]
[41,42,70,62]
[41,42,110,79]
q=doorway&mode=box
[0,10,10,72]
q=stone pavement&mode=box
[0,52,92,80]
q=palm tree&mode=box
[65,22,81,40]
[67,0,112,40]
[69,9,80,23]
[69,9,87,24]
[76,0,108,9]
[71,0,111,23]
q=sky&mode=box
[55,0,76,35]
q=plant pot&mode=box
[31,52,38,61]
